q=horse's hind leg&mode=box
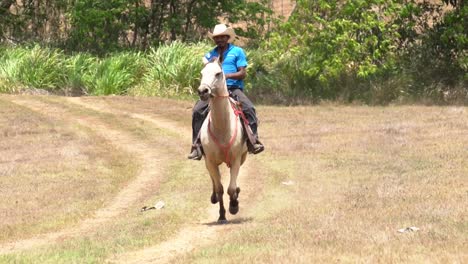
[228,162,241,215]
[206,161,226,222]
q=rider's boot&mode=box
[247,123,264,154]
[188,112,205,160]
[187,142,203,160]
[248,139,264,154]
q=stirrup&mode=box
[251,143,264,154]
[187,145,203,160]
[247,140,264,155]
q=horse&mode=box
[197,58,248,223]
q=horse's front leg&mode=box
[228,160,241,215]
[205,160,226,222]
[210,177,218,204]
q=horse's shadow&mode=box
[203,217,254,226]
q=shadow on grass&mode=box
[203,217,254,226]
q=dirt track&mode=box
[2,95,467,263]
[0,96,256,263]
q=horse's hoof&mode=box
[218,215,227,224]
[229,206,239,215]
[217,218,228,224]
[211,193,218,204]
[229,200,239,215]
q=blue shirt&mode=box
[204,44,248,89]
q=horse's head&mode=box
[198,58,226,101]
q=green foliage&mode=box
[0,0,70,44]
[400,3,467,101]
[68,0,130,54]
[258,0,402,102]
[0,46,24,93]
[0,0,465,105]
[65,53,98,95]
[251,0,466,104]
[245,48,294,104]
[2,45,68,91]
[86,52,145,95]
[0,42,210,98]
[225,0,274,43]
[130,41,210,98]
[1,0,273,52]
[0,45,88,93]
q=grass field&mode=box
[0,95,467,263]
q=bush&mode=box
[0,45,68,92]
[129,41,210,98]
[85,52,145,95]
[399,4,467,103]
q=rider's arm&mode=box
[225,67,246,80]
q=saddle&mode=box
[188,96,261,161]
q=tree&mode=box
[1,0,273,52]
[67,0,130,54]
[404,0,467,97]
[262,0,403,100]
[0,0,17,43]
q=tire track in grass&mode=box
[0,96,173,255]
[65,98,258,264]
[109,163,255,264]
[1,96,260,263]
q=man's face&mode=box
[213,35,230,48]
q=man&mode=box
[188,24,264,160]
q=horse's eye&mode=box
[215,72,222,78]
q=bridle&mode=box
[199,72,229,99]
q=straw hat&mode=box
[208,24,236,43]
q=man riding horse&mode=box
[188,24,265,160]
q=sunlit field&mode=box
[0,95,466,263]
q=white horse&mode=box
[197,58,248,222]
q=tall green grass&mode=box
[86,53,145,95]
[2,43,463,104]
[129,41,211,98]
[0,47,28,93]
[0,45,68,92]
[0,43,212,97]
[65,53,98,95]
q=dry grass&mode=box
[178,105,468,263]
[0,95,211,263]
[75,96,193,127]
[0,96,467,263]
[0,97,138,243]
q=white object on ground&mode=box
[398,226,420,233]
[154,200,165,210]
[140,200,165,212]
[281,180,295,186]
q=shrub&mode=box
[129,41,210,98]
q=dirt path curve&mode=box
[67,97,187,139]
[1,96,255,264]
[0,96,174,255]
[67,98,255,264]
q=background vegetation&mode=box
[0,0,466,104]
